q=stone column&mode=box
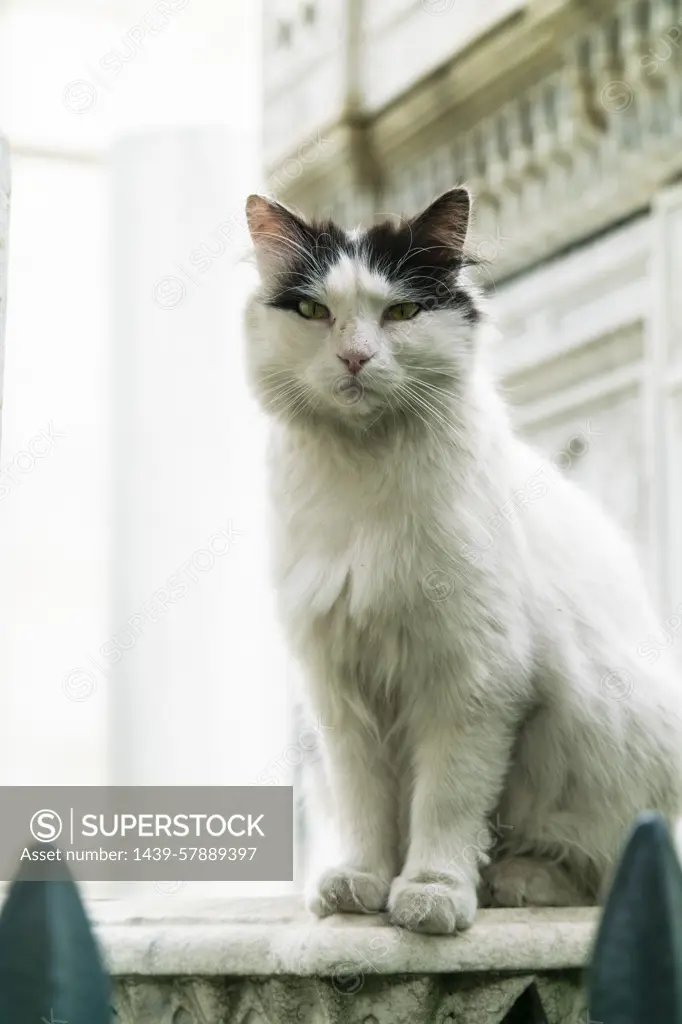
[0,136,9,453]
[108,130,292,793]
[652,182,682,618]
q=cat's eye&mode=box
[384,301,421,322]
[297,298,330,320]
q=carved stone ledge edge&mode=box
[112,971,588,1024]
[93,898,597,977]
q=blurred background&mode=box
[1,0,682,895]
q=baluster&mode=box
[461,128,485,205]
[644,0,682,141]
[480,116,507,202]
[384,173,405,220]
[611,0,648,150]
[551,60,582,196]
[447,141,466,191]
[554,42,594,162]
[430,145,452,194]
[502,105,526,226]
[647,0,680,73]
[523,85,552,224]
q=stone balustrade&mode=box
[101,895,598,1023]
[383,0,682,277]
[427,0,682,279]
[266,0,682,284]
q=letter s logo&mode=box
[30,809,63,842]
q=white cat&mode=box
[243,188,682,934]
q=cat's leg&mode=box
[307,693,399,918]
[482,856,594,907]
[388,705,516,934]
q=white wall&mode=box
[490,200,682,624]
[360,0,525,111]
[262,0,527,166]
[0,151,110,785]
[0,1,297,896]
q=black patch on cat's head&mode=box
[358,218,480,323]
[255,188,481,324]
[264,219,350,311]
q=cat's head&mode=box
[243,188,482,433]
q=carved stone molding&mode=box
[95,897,596,1024]
[408,0,682,279]
[113,973,588,1024]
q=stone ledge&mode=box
[93,895,598,977]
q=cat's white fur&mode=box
[243,191,682,933]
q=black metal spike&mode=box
[0,844,111,1023]
[589,812,682,1023]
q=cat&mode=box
[243,187,682,934]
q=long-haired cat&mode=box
[243,187,682,934]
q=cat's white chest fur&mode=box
[269,427,448,626]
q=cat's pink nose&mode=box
[338,353,373,375]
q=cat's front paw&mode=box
[308,867,391,918]
[388,875,477,934]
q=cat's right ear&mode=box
[245,194,308,280]
[409,187,471,254]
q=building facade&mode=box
[263,0,682,623]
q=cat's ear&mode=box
[245,194,309,279]
[409,187,471,253]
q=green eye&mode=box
[384,301,421,322]
[298,299,330,320]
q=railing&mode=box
[0,851,111,1022]
[590,813,682,1021]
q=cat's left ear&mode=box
[246,194,309,280]
[409,187,471,253]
